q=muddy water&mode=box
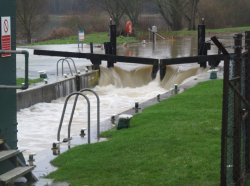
[117,37,197,58]
[16,35,229,178]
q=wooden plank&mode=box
[0,166,35,183]
[0,150,19,162]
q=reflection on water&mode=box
[117,34,234,59]
[117,37,197,59]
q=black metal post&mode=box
[233,33,243,185]
[90,42,93,54]
[221,56,230,186]
[110,24,117,56]
[105,23,117,68]
[210,36,230,186]
[198,18,207,68]
[245,31,250,173]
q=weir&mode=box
[34,21,221,81]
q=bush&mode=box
[45,27,74,40]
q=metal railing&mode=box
[220,32,250,186]
[0,50,29,90]
[57,89,100,145]
[56,57,77,77]
[79,88,100,138]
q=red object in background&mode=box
[125,21,133,35]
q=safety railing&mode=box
[79,88,100,138]
[0,50,29,90]
[56,57,77,77]
[57,89,100,146]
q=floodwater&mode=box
[16,35,232,178]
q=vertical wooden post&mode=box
[198,18,207,68]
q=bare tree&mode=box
[120,0,143,31]
[101,0,125,29]
[183,0,199,30]
[16,0,49,43]
[157,0,184,30]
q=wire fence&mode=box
[220,32,250,186]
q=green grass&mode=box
[16,78,43,86]
[157,26,250,38]
[33,26,250,45]
[49,80,223,186]
[33,32,138,45]
[207,26,250,34]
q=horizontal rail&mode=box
[160,54,230,65]
[34,50,158,65]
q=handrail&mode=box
[56,58,64,76]
[56,58,73,76]
[0,50,29,90]
[80,88,100,139]
[57,58,77,77]
[65,57,77,74]
[62,59,73,76]
[57,92,91,144]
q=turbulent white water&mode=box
[17,63,202,155]
[17,38,213,156]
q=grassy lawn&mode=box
[157,26,250,37]
[16,78,43,86]
[49,80,223,186]
[33,32,138,45]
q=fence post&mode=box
[211,36,230,186]
[233,33,243,185]
[105,22,117,68]
[198,18,207,68]
[245,31,250,173]
[90,42,93,54]
[110,24,117,56]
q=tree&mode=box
[16,0,49,43]
[120,0,143,31]
[101,0,125,29]
[157,0,184,30]
[183,0,200,30]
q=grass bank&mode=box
[33,26,250,45]
[49,80,223,186]
[156,26,250,38]
[16,78,43,86]
[33,32,138,45]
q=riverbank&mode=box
[48,79,222,186]
[30,26,250,46]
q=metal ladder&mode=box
[57,57,78,77]
[57,89,100,145]
[0,140,37,186]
